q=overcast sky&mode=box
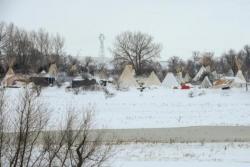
[1,0,250,60]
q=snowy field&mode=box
[109,142,250,167]
[4,86,250,129]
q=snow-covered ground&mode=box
[4,86,250,129]
[109,142,250,167]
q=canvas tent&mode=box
[193,66,207,82]
[145,71,161,87]
[1,67,28,87]
[118,65,138,88]
[201,76,212,88]
[176,72,184,84]
[1,67,15,86]
[183,73,191,83]
[227,69,234,77]
[231,70,246,87]
[235,70,246,82]
[162,72,180,88]
[48,63,58,78]
[69,64,78,76]
[211,71,219,80]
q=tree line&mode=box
[1,22,250,81]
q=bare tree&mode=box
[223,49,238,75]
[111,31,162,75]
[167,56,185,74]
[0,22,7,55]
[0,88,7,167]
[42,108,112,167]
[4,89,49,167]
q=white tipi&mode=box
[193,66,206,82]
[48,63,58,77]
[201,76,212,88]
[145,71,161,87]
[118,65,138,88]
[235,70,246,82]
[176,72,184,84]
[162,72,180,88]
[1,67,15,86]
[183,73,191,83]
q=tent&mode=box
[231,70,246,87]
[235,70,246,82]
[176,72,184,84]
[69,64,78,76]
[1,67,28,87]
[48,63,58,77]
[118,65,138,88]
[145,71,161,87]
[1,67,15,86]
[162,72,180,88]
[183,73,191,83]
[201,76,212,88]
[227,69,234,77]
[193,66,207,82]
[211,71,219,80]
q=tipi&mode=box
[183,73,191,83]
[176,71,184,84]
[118,65,138,88]
[211,71,219,80]
[48,63,58,77]
[1,67,15,86]
[193,66,207,82]
[235,70,246,82]
[201,76,212,88]
[162,72,180,88]
[227,69,234,77]
[145,71,161,87]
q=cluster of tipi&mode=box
[1,63,58,87]
[118,65,247,89]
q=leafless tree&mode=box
[167,56,185,74]
[4,89,49,167]
[223,49,238,75]
[0,88,7,167]
[42,108,112,167]
[0,22,7,55]
[111,31,162,75]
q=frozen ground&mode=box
[109,142,250,167]
[4,86,250,129]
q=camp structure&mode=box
[201,76,212,88]
[193,66,207,82]
[69,64,78,76]
[213,79,233,89]
[71,75,97,88]
[235,70,246,82]
[1,67,29,87]
[183,73,191,83]
[211,71,219,80]
[162,72,180,88]
[226,69,234,77]
[176,72,184,84]
[231,70,246,87]
[48,63,58,78]
[144,71,161,87]
[118,65,138,88]
[29,64,58,87]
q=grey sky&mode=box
[1,0,250,60]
